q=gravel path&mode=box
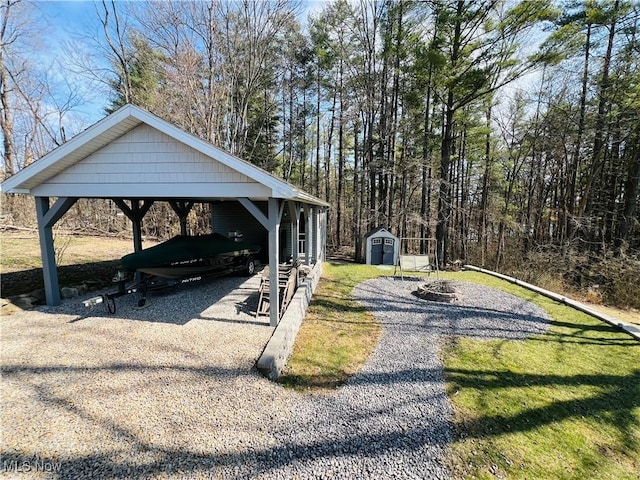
[257,277,550,479]
[1,275,549,479]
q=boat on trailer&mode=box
[83,233,260,313]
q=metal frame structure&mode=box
[394,237,439,280]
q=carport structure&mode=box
[0,104,328,326]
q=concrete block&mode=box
[257,262,323,380]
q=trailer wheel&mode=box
[245,257,256,276]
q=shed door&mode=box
[383,238,395,265]
[371,237,383,265]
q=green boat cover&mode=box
[120,233,260,271]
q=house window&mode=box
[384,238,394,245]
[372,238,382,245]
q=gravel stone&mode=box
[1,274,549,479]
[255,277,549,479]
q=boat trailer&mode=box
[83,261,254,315]
[82,233,260,314]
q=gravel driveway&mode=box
[1,275,549,479]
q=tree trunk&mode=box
[337,57,344,247]
[615,125,640,253]
[0,58,14,177]
[315,65,321,197]
[420,66,434,252]
[325,90,336,203]
[353,119,362,262]
[437,93,455,267]
[567,22,591,240]
[578,0,619,220]
[479,101,492,267]
[437,0,463,268]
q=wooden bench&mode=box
[257,261,299,318]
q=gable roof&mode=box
[364,227,397,238]
[1,104,328,206]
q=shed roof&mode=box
[364,227,397,239]
[1,104,328,207]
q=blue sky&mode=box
[31,0,328,127]
[31,1,111,126]
[27,0,544,138]
[37,0,97,25]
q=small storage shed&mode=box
[365,227,399,265]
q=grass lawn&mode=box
[588,303,640,327]
[441,272,640,480]
[282,263,640,479]
[279,262,388,391]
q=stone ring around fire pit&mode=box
[414,279,459,303]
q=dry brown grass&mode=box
[0,231,146,273]
[0,232,158,301]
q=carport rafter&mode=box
[238,197,269,229]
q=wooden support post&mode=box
[304,204,312,265]
[114,199,153,282]
[169,200,195,236]
[289,201,300,261]
[132,202,143,253]
[35,196,78,306]
[113,199,154,252]
[318,207,327,262]
[268,198,281,326]
[311,206,319,262]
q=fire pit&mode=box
[414,279,458,303]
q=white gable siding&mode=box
[32,125,270,198]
